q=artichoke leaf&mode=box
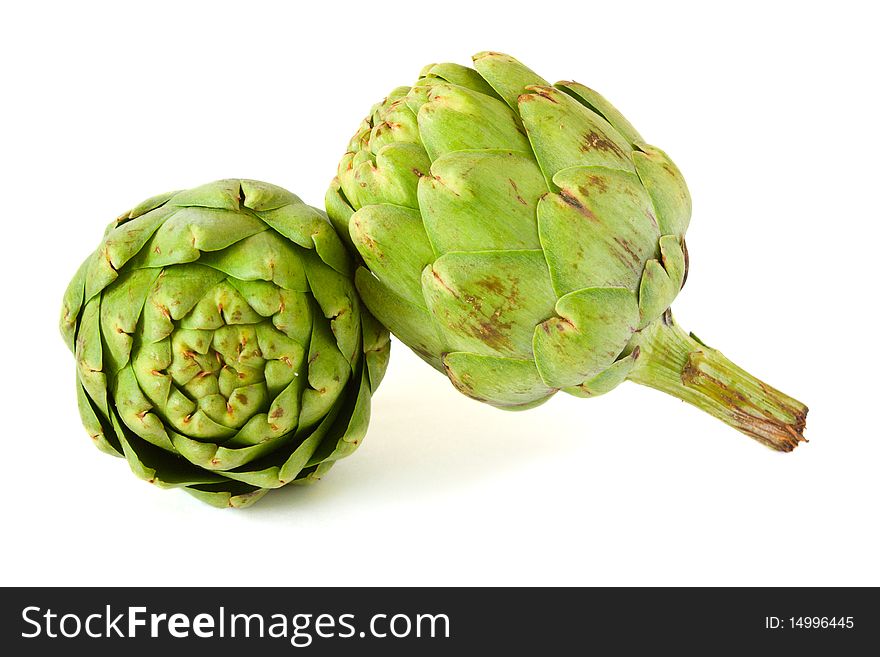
[632,143,691,237]
[419,149,546,254]
[417,82,531,160]
[442,352,554,408]
[564,346,641,398]
[421,250,556,359]
[350,203,436,306]
[199,230,309,292]
[100,268,161,373]
[355,267,446,371]
[354,142,431,210]
[519,84,634,184]
[472,51,549,111]
[533,287,639,389]
[556,81,644,146]
[538,166,660,297]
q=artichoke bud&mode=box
[61,179,390,507]
[327,52,807,451]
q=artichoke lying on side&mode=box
[61,179,389,507]
[327,52,807,450]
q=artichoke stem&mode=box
[628,312,808,451]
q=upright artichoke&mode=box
[61,179,389,507]
[327,52,807,450]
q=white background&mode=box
[2,1,877,586]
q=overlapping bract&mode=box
[61,180,389,507]
[327,52,691,408]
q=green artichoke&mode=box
[327,52,807,450]
[61,179,389,507]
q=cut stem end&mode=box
[629,315,808,452]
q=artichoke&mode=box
[327,52,807,450]
[61,179,389,507]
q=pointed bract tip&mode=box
[473,51,516,63]
[517,85,558,105]
[417,62,438,78]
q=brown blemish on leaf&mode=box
[509,179,529,206]
[412,344,438,362]
[430,173,462,196]
[613,236,642,268]
[462,292,482,312]
[579,131,625,158]
[431,268,459,298]
[352,219,379,254]
[586,175,608,193]
[442,359,478,397]
[476,275,507,296]
[556,317,575,331]
[541,316,574,334]
[681,238,690,289]
[521,86,558,103]
[466,314,513,351]
[446,275,522,353]
[558,190,598,222]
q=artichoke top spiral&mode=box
[327,52,807,450]
[61,179,389,507]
